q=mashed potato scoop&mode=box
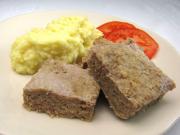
[11,16,102,75]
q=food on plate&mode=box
[97,21,135,37]
[97,21,159,59]
[86,39,175,119]
[11,15,175,121]
[106,28,159,59]
[23,59,100,121]
[11,16,102,75]
[93,37,133,46]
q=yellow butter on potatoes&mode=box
[11,16,102,75]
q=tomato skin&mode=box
[97,21,159,59]
[97,21,135,36]
[106,28,159,59]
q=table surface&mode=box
[0,0,179,135]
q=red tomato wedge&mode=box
[97,21,135,37]
[106,28,159,59]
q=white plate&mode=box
[0,11,180,135]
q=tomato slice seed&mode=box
[97,21,159,59]
[97,21,135,36]
[106,28,159,59]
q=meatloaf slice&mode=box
[86,40,175,119]
[23,59,100,121]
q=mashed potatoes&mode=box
[11,16,102,74]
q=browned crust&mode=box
[87,53,138,119]
[23,89,96,121]
[86,42,176,119]
[23,59,100,121]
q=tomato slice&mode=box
[97,21,135,37]
[106,28,159,59]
